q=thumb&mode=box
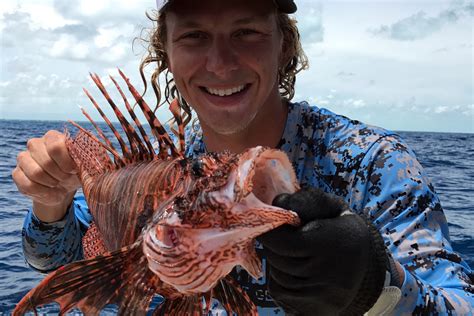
[272,188,349,223]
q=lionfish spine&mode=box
[79,69,186,167]
[89,73,140,158]
[108,75,155,159]
[169,99,186,154]
[83,86,133,164]
[90,72,159,163]
[117,68,181,159]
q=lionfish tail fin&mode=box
[13,243,165,316]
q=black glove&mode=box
[258,188,389,316]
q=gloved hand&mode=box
[258,188,389,316]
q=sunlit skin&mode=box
[165,0,288,154]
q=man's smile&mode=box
[204,84,247,97]
[198,83,252,106]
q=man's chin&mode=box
[205,115,257,136]
[210,123,250,136]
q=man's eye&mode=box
[235,29,259,37]
[182,32,207,40]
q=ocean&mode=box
[0,119,473,314]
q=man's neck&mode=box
[201,97,288,154]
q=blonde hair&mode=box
[139,9,309,127]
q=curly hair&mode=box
[139,9,308,127]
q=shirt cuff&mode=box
[29,202,75,230]
[389,265,422,315]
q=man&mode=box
[13,0,473,315]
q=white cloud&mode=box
[352,99,366,109]
[78,0,109,16]
[22,3,79,30]
[369,0,473,41]
[434,105,450,113]
[49,34,91,59]
[461,104,474,116]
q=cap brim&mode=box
[274,0,297,13]
[157,0,297,13]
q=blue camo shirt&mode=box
[23,101,474,314]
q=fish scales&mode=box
[13,70,301,316]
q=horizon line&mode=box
[0,118,472,135]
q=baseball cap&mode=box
[155,0,297,13]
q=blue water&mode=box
[0,119,473,314]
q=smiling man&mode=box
[164,0,291,154]
[13,0,474,315]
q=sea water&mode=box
[0,119,472,314]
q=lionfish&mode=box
[13,69,300,315]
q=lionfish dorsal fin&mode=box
[68,69,186,173]
[117,69,182,159]
[169,98,186,154]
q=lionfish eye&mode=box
[191,159,204,177]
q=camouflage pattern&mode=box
[22,196,90,273]
[23,101,473,314]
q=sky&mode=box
[0,0,472,133]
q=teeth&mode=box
[206,85,245,97]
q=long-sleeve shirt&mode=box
[23,101,474,315]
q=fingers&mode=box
[258,225,309,257]
[258,221,323,257]
[259,215,369,258]
[264,245,354,285]
[44,130,77,174]
[12,166,69,206]
[16,151,59,188]
[268,264,320,290]
[263,247,312,278]
[272,193,291,209]
[27,138,73,182]
[13,130,81,206]
[273,188,349,223]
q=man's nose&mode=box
[206,36,239,79]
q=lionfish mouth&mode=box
[143,146,300,294]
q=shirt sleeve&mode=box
[22,195,92,273]
[350,134,474,314]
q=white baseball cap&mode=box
[155,0,297,13]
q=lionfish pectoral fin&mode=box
[240,242,263,280]
[13,242,159,316]
[211,276,258,315]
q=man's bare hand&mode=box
[12,130,81,222]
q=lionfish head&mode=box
[143,146,300,294]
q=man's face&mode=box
[165,0,283,136]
